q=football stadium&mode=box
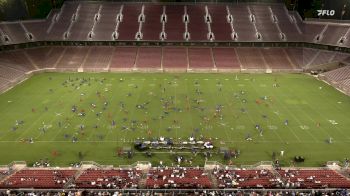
[0,0,350,194]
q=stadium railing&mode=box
[119,161,151,170]
[204,161,237,170]
[327,161,342,165]
[0,188,345,193]
[7,161,27,169]
[79,161,114,169]
[241,161,274,169]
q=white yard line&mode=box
[227,77,275,142]
[86,81,124,141]
[157,79,165,138]
[208,79,237,142]
[50,80,103,141]
[268,89,318,142]
[184,77,195,139]
[1,140,350,143]
[120,79,146,142]
[249,80,286,143]
[174,79,178,140]
[16,87,77,141]
[287,82,350,140]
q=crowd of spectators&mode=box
[146,166,211,189]
[0,189,349,196]
[0,166,350,191]
[212,167,279,188]
[73,168,141,189]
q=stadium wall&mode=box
[1,41,350,55]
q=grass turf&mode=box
[0,73,349,167]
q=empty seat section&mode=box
[338,78,350,93]
[0,52,30,72]
[187,5,207,40]
[22,11,57,42]
[236,48,266,69]
[142,5,163,40]
[0,50,36,71]
[188,48,213,69]
[82,46,113,69]
[270,5,301,41]
[250,5,280,41]
[260,48,294,69]
[163,47,188,69]
[55,47,89,69]
[346,37,350,47]
[118,5,141,40]
[42,47,66,68]
[165,5,185,41]
[25,47,53,68]
[322,66,350,84]
[0,78,10,92]
[212,48,241,69]
[22,21,50,42]
[208,5,231,41]
[302,48,318,66]
[304,24,324,43]
[47,2,80,40]
[0,66,25,82]
[69,3,100,40]
[0,23,27,44]
[136,47,161,69]
[284,48,304,68]
[229,5,256,41]
[311,51,336,66]
[110,47,137,69]
[93,3,120,41]
[320,25,348,46]
[333,52,350,63]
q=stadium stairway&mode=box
[63,176,76,189]
[66,169,85,188]
[270,167,287,185]
[0,163,27,185]
[0,168,21,187]
[336,169,350,182]
[53,48,68,68]
[23,51,39,70]
[282,49,298,70]
[206,169,218,188]
[0,172,11,185]
[138,169,150,189]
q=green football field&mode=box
[0,72,349,167]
